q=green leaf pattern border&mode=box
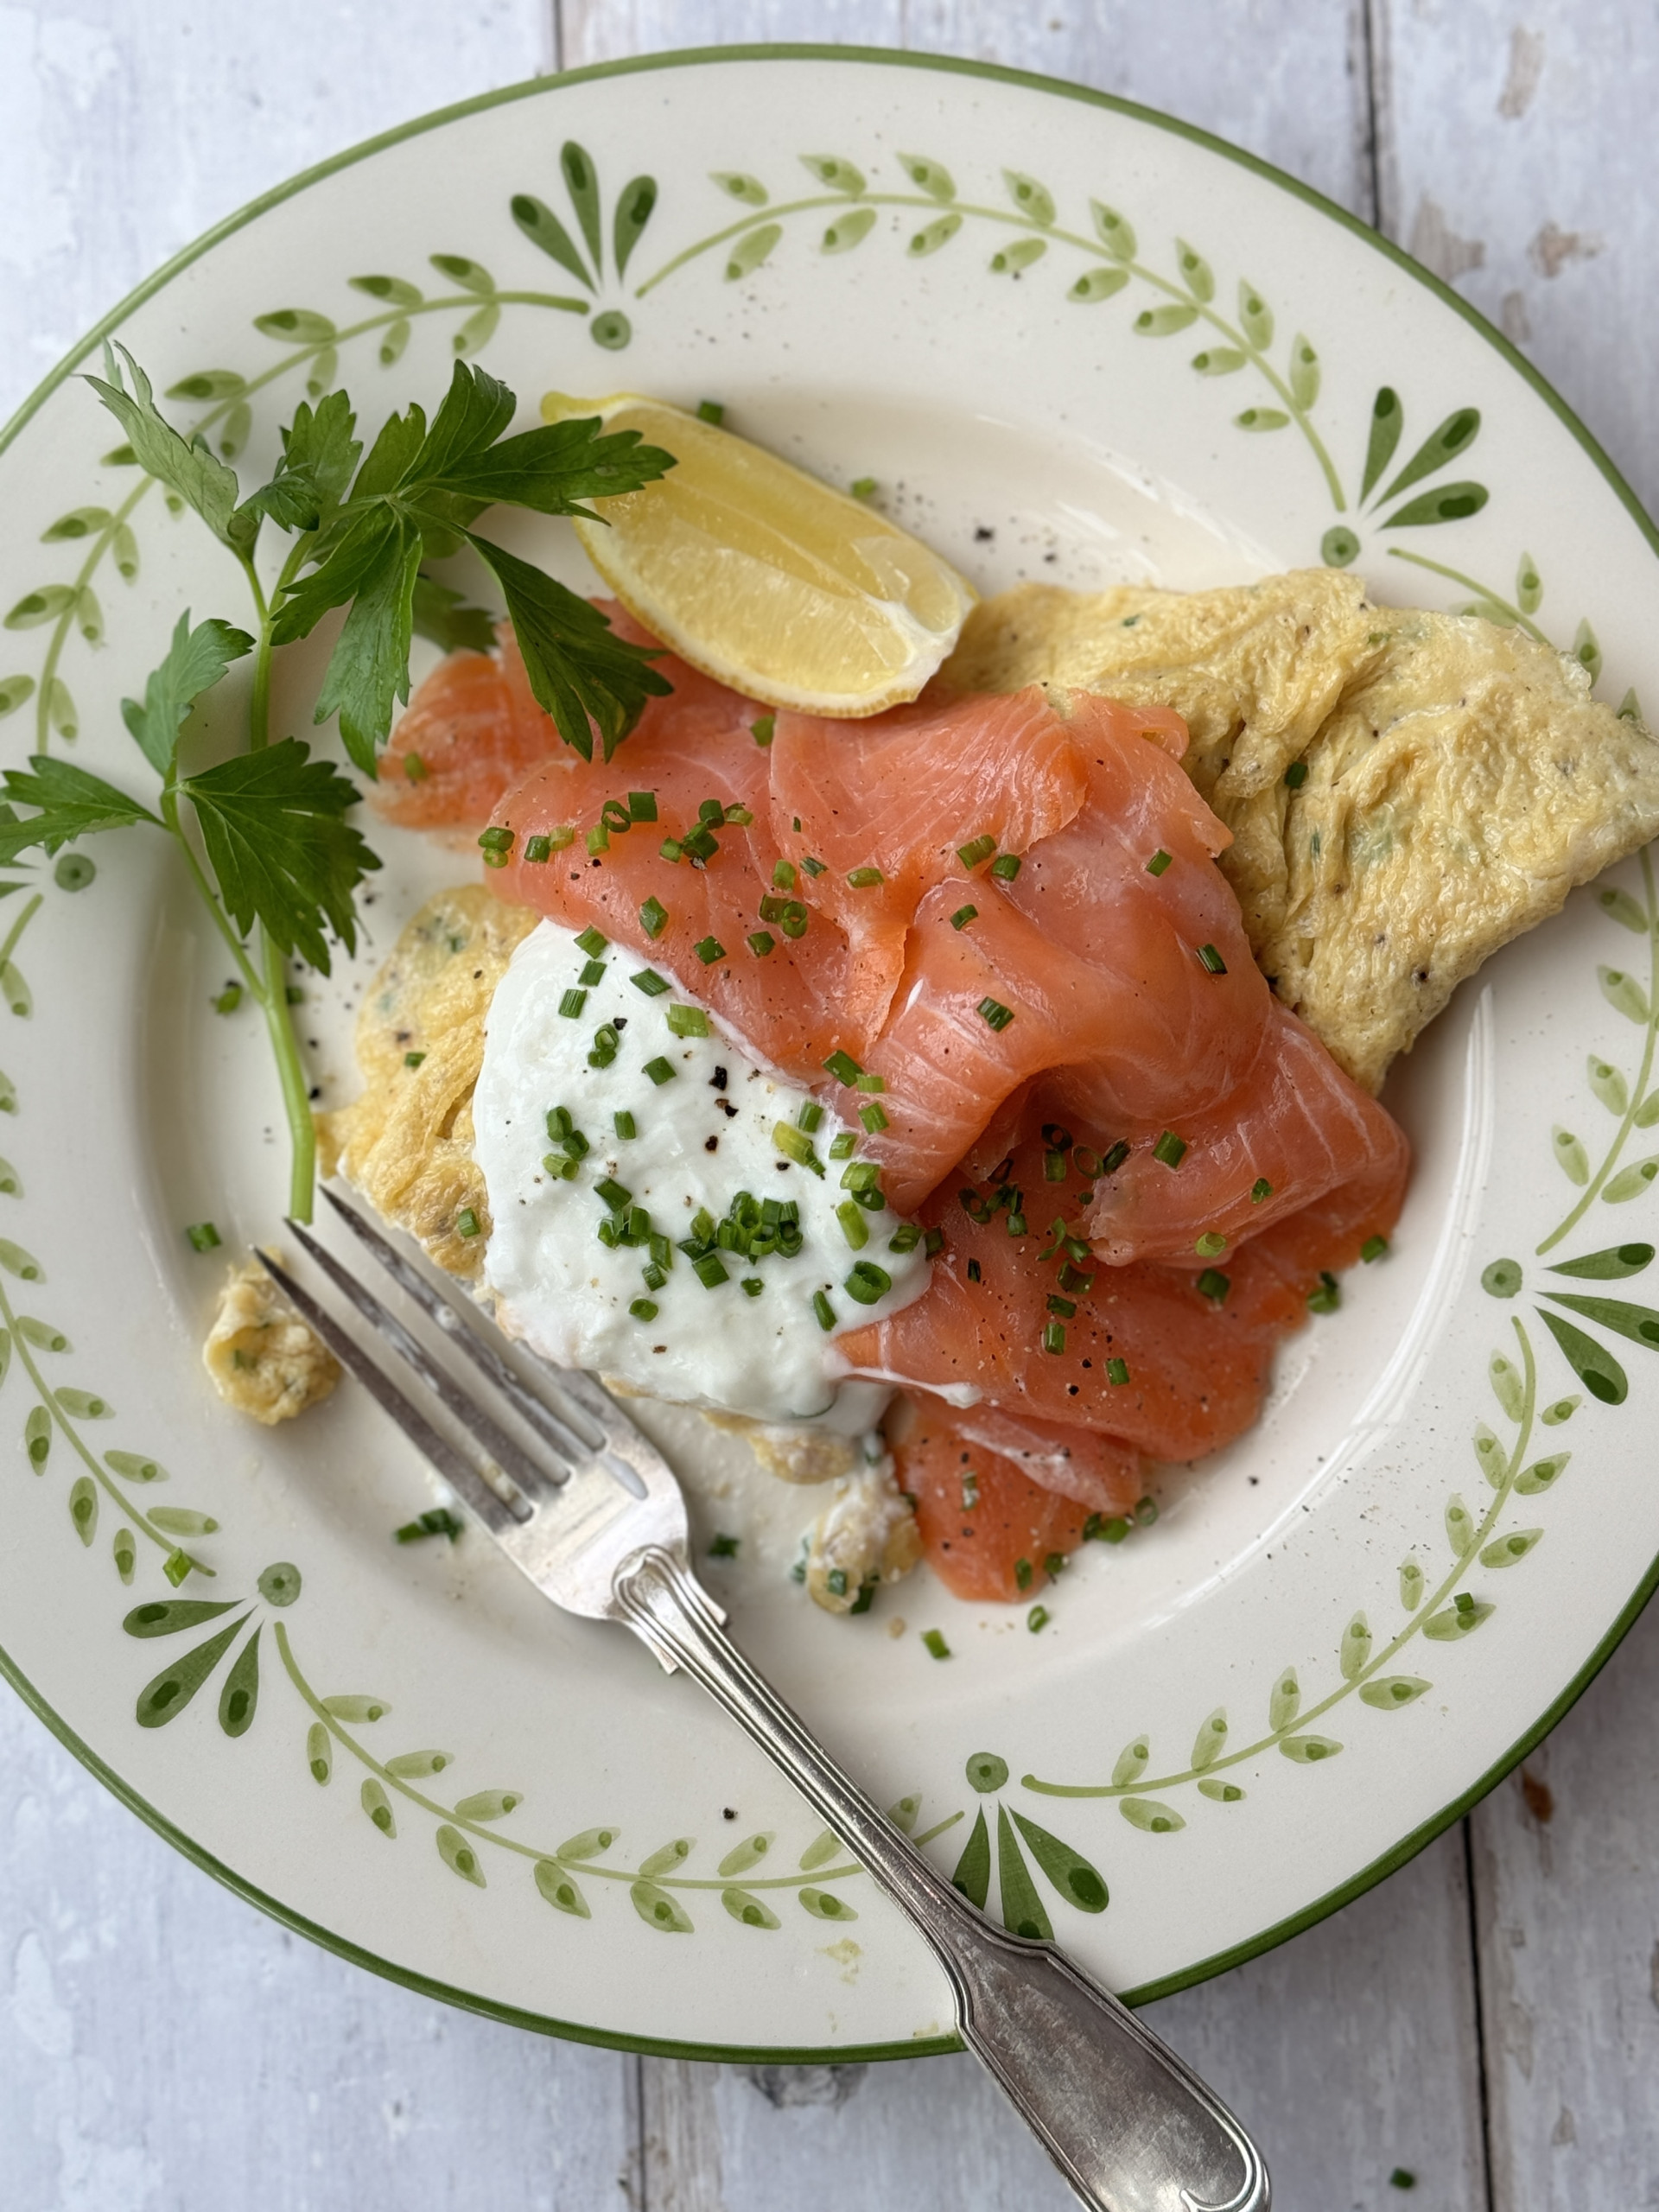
[0,128,1652,1953]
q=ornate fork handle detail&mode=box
[612,1548,1269,2212]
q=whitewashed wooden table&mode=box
[3,4,1656,2206]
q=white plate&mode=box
[1,47,1656,2060]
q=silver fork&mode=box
[261,1185,1269,2212]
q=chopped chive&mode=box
[639,897,668,940]
[1284,760,1309,789]
[1388,2172,1415,2193]
[694,937,727,965]
[854,1072,886,1095]
[542,1151,579,1181]
[860,1103,888,1134]
[1071,1147,1100,1178]
[840,1161,881,1193]
[524,834,551,864]
[644,1056,676,1085]
[1197,1268,1230,1303]
[800,855,826,878]
[659,836,683,864]
[836,1200,869,1249]
[213,983,243,1014]
[823,1049,862,1085]
[825,1567,849,1598]
[478,824,513,853]
[588,1025,620,1069]
[1057,1262,1092,1294]
[779,900,809,939]
[798,1100,825,1133]
[845,1261,892,1305]
[1102,1141,1130,1175]
[829,1132,857,1160]
[850,475,877,499]
[629,1297,658,1320]
[696,397,725,424]
[1043,1551,1066,1579]
[1102,1515,1131,1542]
[455,1208,481,1239]
[1196,942,1228,975]
[1361,1234,1389,1262]
[395,1507,463,1543]
[709,1534,741,1561]
[950,904,979,930]
[1135,1496,1158,1526]
[966,1257,982,1283]
[1046,1294,1077,1319]
[977,997,1014,1032]
[594,1177,632,1213]
[632,968,671,996]
[772,1122,825,1175]
[724,808,754,834]
[747,931,775,957]
[1014,1557,1033,1591]
[404,1050,425,1068]
[586,823,609,855]
[1027,1605,1051,1633]
[1146,848,1172,876]
[185,1221,221,1252]
[666,1002,710,1038]
[1041,1319,1066,1354]
[547,824,576,850]
[614,1110,636,1140]
[1308,1271,1341,1313]
[286,985,304,1005]
[1106,1357,1130,1386]
[1044,1149,1068,1183]
[751,715,775,748]
[741,1277,763,1298]
[922,1629,950,1660]
[1251,1177,1274,1203]
[697,798,724,824]
[989,853,1022,881]
[681,823,719,864]
[957,833,996,869]
[1195,1231,1227,1258]
[1152,1130,1188,1168]
[579,958,607,986]
[847,865,884,888]
[628,791,658,823]
[1007,1211,1028,1236]
[546,1106,575,1141]
[558,988,588,1019]
[771,860,798,893]
[403,753,429,782]
[923,1226,945,1256]
[575,925,607,957]
[888,1222,922,1253]
[692,1253,729,1288]
[812,1288,837,1332]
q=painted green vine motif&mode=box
[271,1619,962,1935]
[0,270,588,759]
[1317,389,1488,572]
[509,138,659,353]
[950,1753,1108,1940]
[1023,1318,1558,1814]
[1385,546,1626,717]
[118,1562,302,1732]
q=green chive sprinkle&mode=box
[1106,1357,1130,1386]
[213,983,243,1014]
[741,1277,763,1298]
[888,1223,922,1254]
[747,931,776,957]
[845,1260,892,1305]
[629,1297,658,1321]
[709,1533,740,1558]
[455,1208,481,1239]
[837,1200,869,1249]
[779,901,809,939]
[659,836,684,864]
[1046,1294,1077,1319]
[546,1107,575,1141]
[1101,1516,1130,1542]
[1014,1557,1033,1591]
[1146,849,1172,876]
[628,791,658,823]
[696,398,725,424]
[543,1151,579,1181]
[1135,1496,1158,1526]
[694,936,726,965]
[1196,942,1228,975]
[772,860,798,891]
[395,1508,463,1543]
[1361,1234,1389,1262]
[632,968,671,996]
[404,753,429,782]
[850,475,877,499]
[586,823,609,855]
[813,1288,837,1332]
[1285,760,1309,789]
[575,925,607,957]
[524,834,551,864]
[841,1161,881,1193]
[957,833,996,869]
[847,865,884,888]
[547,824,576,850]
[579,958,607,986]
[1308,1271,1341,1313]
[1027,1605,1051,1633]
[286,985,304,1004]
[1388,2173,1415,2193]
[772,1122,825,1175]
[185,1221,221,1253]
[479,824,513,853]
[614,1110,636,1140]
[1102,1141,1130,1175]
[1044,1150,1068,1183]
[854,1072,886,1095]
[751,715,775,748]
[924,1226,945,1255]
[1041,1319,1066,1354]
[829,1132,857,1160]
[404,1050,425,1068]
[1058,1262,1091,1294]
[639,897,668,939]
[666,1002,710,1038]
[162,1549,193,1587]
[823,1049,862,1085]
[922,1629,950,1660]
[977,997,1014,1032]
[801,855,826,878]
[594,1177,632,1213]
[588,1026,620,1070]
[989,853,1022,881]
[558,988,587,1019]
[860,1103,888,1134]
[1196,1268,1230,1304]
[1195,1231,1227,1257]
[693,1253,729,1288]
[723,802,754,827]
[644,1056,676,1085]
[798,1100,825,1133]
[966,1257,982,1283]
[1152,1130,1188,1168]
[1251,1177,1273,1203]
[950,905,978,930]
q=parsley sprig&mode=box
[0,347,676,1217]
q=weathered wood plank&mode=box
[1373,0,1659,512]
[0,0,556,420]
[558,0,903,70]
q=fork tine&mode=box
[285,1218,565,1502]
[255,1250,524,1536]
[321,1183,605,1466]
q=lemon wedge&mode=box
[542,391,976,717]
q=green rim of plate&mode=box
[3,41,1656,2064]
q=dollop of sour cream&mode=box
[474,921,930,1430]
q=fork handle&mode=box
[612,1548,1268,2212]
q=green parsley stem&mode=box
[264,928,317,1222]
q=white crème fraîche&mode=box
[472,921,930,1427]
